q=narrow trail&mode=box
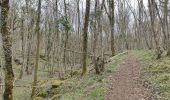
[105,52,151,100]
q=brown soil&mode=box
[105,52,152,100]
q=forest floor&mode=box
[105,51,152,100]
[1,50,170,100]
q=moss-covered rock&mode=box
[36,80,47,87]
[51,94,62,100]
[37,89,48,98]
[33,97,44,100]
[50,88,60,95]
[34,80,49,98]
[51,80,63,88]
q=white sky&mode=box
[82,0,148,8]
[130,0,148,8]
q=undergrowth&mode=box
[7,52,125,100]
[135,50,170,100]
[56,53,125,100]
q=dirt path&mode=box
[105,52,151,100]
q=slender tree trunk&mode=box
[105,0,115,56]
[93,0,100,74]
[110,0,115,56]
[163,0,170,56]
[63,0,69,73]
[19,13,25,79]
[25,0,33,75]
[148,0,161,59]
[0,0,14,99]
[76,0,81,65]
[99,0,105,72]
[81,0,91,76]
[31,0,42,97]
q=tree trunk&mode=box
[110,0,115,56]
[31,0,42,97]
[1,0,14,99]
[63,0,69,74]
[148,0,162,59]
[19,12,25,79]
[81,0,91,76]
[93,0,100,74]
[105,0,115,56]
[163,0,170,56]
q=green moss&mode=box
[49,88,61,96]
[51,94,61,100]
[55,52,125,100]
[158,74,170,83]
[36,80,47,87]
[37,89,48,98]
[33,97,44,100]
[150,65,170,74]
[89,86,104,100]
[135,50,170,99]
[51,80,63,88]
[164,91,170,99]
[134,50,153,60]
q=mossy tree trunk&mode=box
[148,0,162,59]
[0,0,15,100]
[31,0,42,97]
[81,0,91,76]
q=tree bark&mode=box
[19,12,25,79]
[148,0,162,59]
[110,0,115,56]
[0,0,15,99]
[31,0,42,97]
[93,0,100,74]
[81,0,91,76]
[105,0,115,56]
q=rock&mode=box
[35,80,48,98]
[36,80,47,87]
[48,88,60,96]
[33,97,44,100]
[37,89,48,98]
[51,80,63,88]
[51,94,61,100]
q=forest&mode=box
[0,0,170,100]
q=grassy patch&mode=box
[89,85,104,100]
[134,49,153,61]
[135,50,170,100]
[55,53,125,100]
